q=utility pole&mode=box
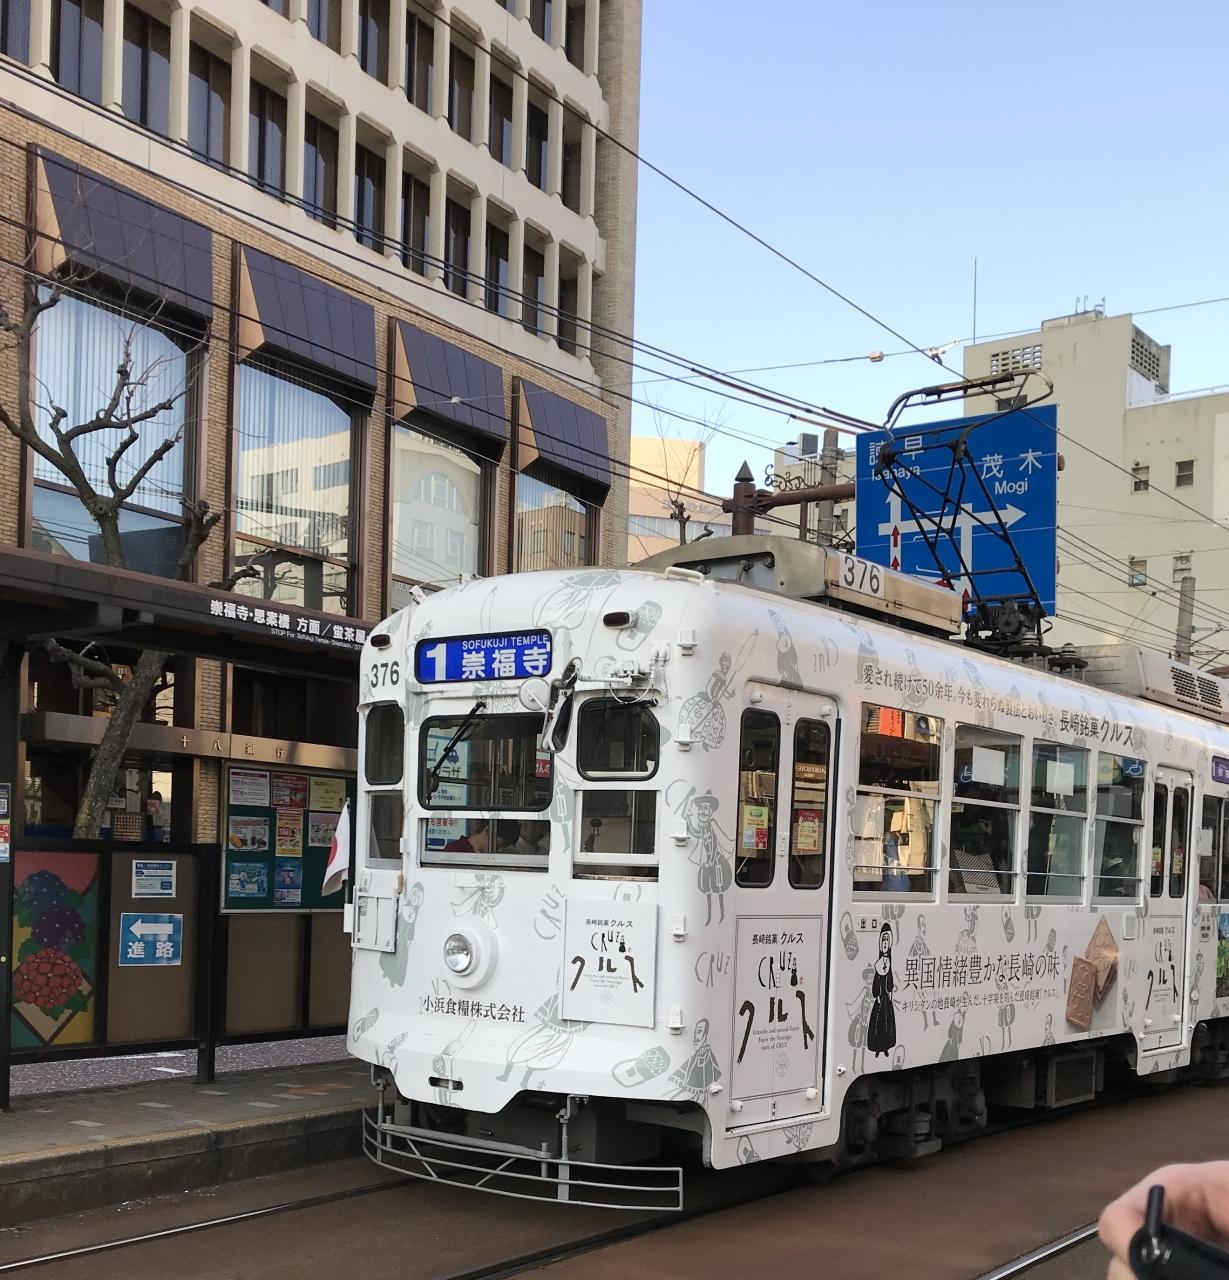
[1175,575,1196,662]
[815,428,840,547]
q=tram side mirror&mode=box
[523,662,579,755]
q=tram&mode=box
[348,535,1229,1208]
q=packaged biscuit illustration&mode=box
[1085,918,1119,1006]
[1066,955,1097,1031]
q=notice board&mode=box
[221,765,354,913]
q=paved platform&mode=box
[0,1057,373,1225]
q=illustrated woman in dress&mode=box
[669,1017,721,1103]
[866,923,897,1057]
[678,631,758,751]
[686,792,733,926]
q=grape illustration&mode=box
[32,902,86,949]
[15,871,69,917]
[12,948,84,1013]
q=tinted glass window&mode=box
[736,709,778,888]
[364,703,403,785]
[420,713,550,811]
[1097,753,1146,820]
[789,719,829,889]
[953,725,1020,804]
[1031,742,1088,812]
[577,700,658,778]
[370,792,402,860]
[858,704,941,792]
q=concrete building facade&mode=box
[962,311,1229,661]
[0,0,641,1058]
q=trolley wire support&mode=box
[873,371,1055,656]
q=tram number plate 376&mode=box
[839,554,885,600]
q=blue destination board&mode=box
[856,405,1059,615]
[415,630,553,683]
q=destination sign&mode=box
[415,630,552,683]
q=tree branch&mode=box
[43,639,126,694]
[208,566,260,591]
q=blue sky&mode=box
[630,0,1229,498]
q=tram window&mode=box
[736,709,778,888]
[369,792,403,861]
[577,700,659,779]
[1092,752,1146,901]
[419,713,551,811]
[1169,787,1189,899]
[364,703,404,785]
[1150,783,1168,897]
[1199,796,1220,901]
[949,725,1020,897]
[789,719,830,889]
[854,702,941,895]
[1221,805,1229,903]
[576,790,658,879]
[1026,743,1088,899]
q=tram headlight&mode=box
[443,932,475,975]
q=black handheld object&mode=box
[1129,1186,1229,1278]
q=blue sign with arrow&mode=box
[855,404,1059,615]
[118,912,183,966]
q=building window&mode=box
[489,74,513,166]
[401,172,430,274]
[521,245,545,335]
[526,102,548,190]
[447,44,474,141]
[485,224,509,316]
[853,703,941,895]
[353,143,385,250]
[564,1,584,67]
[443,197,470,296]
[1127,557,1147,588]
[514,470,591,571]
[558,271,578,354]
[306,0,340,51]
[1,0,31,61]
[30,294,192,578]
[52,0,103,103]
[405,11,432,113]
[1093,752,1145,900]
[391,424,482,602]
[187,43,229,168]
[1176,458,1194,488]
[358,0,388,81]
[948,724,1020,896]
[529,0,551,41]
[234,358,355,614]
[249,81,287,195]
[1131,463,1149,492]
[1173,553,1192,583]
[736,709,778,889]
[1026,743,1088,899]
[303,113,338,226]
[122,5,169,136]
[314,459,349,489]
[562,138,581,212]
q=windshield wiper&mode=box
[427,699,486,798]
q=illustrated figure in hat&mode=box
[686,791,732,926]
[668,1018,721,1103]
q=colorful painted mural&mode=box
[10,852,99,1048]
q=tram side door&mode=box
[1141,767,1193,1052]
[725,684,836,1132]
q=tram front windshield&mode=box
[419,712,552,866]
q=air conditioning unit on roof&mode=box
[1078,643,1229,726]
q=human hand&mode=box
[1099,1161,1229,1279]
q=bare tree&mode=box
[636,398,722,550]
[0,266,217,837]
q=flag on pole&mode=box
[322,799,351,898]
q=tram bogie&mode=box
[348,539,1229,1205]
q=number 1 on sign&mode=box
[840,554,884,599]
[422,643,446,681]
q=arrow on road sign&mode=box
[129,919,175,938]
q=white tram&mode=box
[348,536,1229,1208]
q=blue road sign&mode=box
[415,630,553,683]
[855,405,1058,615]
[118,912,183,966]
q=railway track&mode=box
[975,1223,1100,1280]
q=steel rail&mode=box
[0,1178,409,1273]
[975,1222,1101,1280]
